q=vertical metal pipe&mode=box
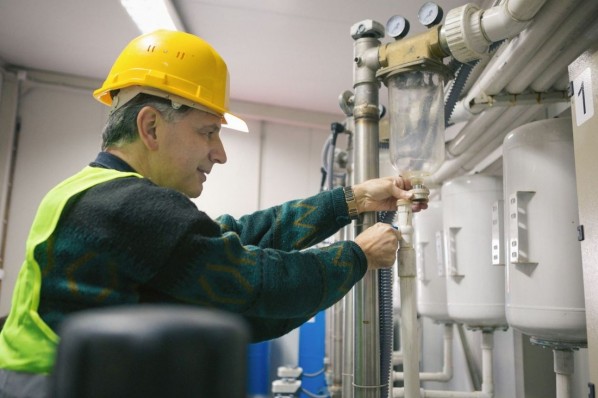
[330,226,348,398]
[342,281,355,398]
[330,301,343,397]
[342,130,356,398]
[350,20,384,398]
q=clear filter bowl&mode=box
[387,70,445,182]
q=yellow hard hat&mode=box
[93,30,247,132]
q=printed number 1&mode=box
[574,67,594,127]
[578,81,587,115]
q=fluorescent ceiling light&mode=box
[120,0,185,34]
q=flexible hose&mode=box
[444,60,475,127]
[320,123,346,192]
[444,41,505,127]
[378,210,397,398]
[319,136,333,192]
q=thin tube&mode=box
[554,349,574,398]
[394,324,453,382]
[397,200,421,398]
[394,388,491,397]
[481,332,494,395]
[393,330,495,398]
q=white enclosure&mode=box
[503,117,586,344]
[442,174,506,328]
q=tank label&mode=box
[573,67,594,127]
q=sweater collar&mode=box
[90,152,137,173]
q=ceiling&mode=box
[0,0,480,117]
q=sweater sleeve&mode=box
[149,230,367,318]
[54,178,367,341]
[215,187,352,250]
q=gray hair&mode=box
[101,93,192,150]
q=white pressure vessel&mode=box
[442,174,507,328]
[503,117,586,344]
[413,200,451,323]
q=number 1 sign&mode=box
[573,67,595,127]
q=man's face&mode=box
[152,108,227,198]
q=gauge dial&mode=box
[418,2,444,27]
[386,15,410,39]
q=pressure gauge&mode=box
[418,2,444,28]
[386,15,410,39]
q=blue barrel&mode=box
[299,311,327,397]
[247,341,271,397]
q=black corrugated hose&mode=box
[377,210,397,398]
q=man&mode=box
[0,30,424,396]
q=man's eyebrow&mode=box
[199,124,221,131]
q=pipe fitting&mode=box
[442,4,489,63]
[350,19,385,40]
[378,25,450,80]
[480,2,530,43]
[352,103,380,121]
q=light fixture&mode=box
[120,0,185,34]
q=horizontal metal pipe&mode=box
[462,105,545,171]
[531,15,598,92]
[446,107,506,157]
[506,0,598,93]
[463,0,580,114]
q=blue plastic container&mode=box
[299,311,327,397]
[247,341,271,397]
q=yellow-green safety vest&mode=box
[0,166,142,374]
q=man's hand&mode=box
[352,176,428,214]
[354,222,401,270]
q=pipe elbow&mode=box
[442,0,546,62]
[480,3,529,43]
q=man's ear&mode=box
[137,106,160,151]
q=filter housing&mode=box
[503,117,586,344]
[386,70,445,181]
[442,174,506,328]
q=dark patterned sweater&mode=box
[35,152,367,342]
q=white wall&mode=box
[195,119,328,219]
[0,72,332,317]
[0,83,105,314]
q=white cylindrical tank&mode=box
[442,174,507,328]
[503,117,586,344]
[413,200,451,323]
